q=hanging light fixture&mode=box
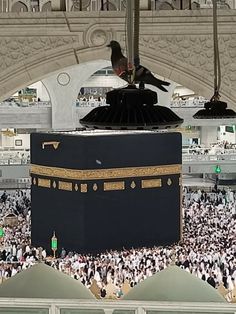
[80,84,183,130]
[193,0,236,119]
[80,0,183,130]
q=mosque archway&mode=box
[1,42,236,111]
[159,2,174,10]
[0,11,236,109]
[191,1,200,9]
[71,0,90,11]
[41,1,51,11]
[102,1,118,10]
[11,1,28,12]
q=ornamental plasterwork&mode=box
[138,34,236,90]
[0,36,79,71]
[0,12,236,104]
[85,27,113,47]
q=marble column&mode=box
[42,60,110,130]
[200,126,218,146]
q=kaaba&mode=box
[30,131,182,253]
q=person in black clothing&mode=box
[1,191,7,203]
[100,286,107,298]
[207,275,216,288]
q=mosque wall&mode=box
[0,10,236,111]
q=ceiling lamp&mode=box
[193,99,236,119]
[79,85,183,130]
[194,0,236,119]
[80,0,183,130]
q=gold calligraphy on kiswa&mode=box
[141,179,162,189]
[30,164,181,180]
[104,181,125,191]
[58,181,72,191]
[38,178,50,188]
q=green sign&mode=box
[0,227,4,238]
[51,238,57,250]
[214,165,221,174]
[20,87,37,96]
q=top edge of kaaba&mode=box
[34,129,181,137]
[31,130,183,143]
[30,131,182,169]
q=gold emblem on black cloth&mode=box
[130,181,136,189]
[141,179,162,189]
[38,178,50,188]
[58,181,72,191]
[93,183,98,191]
[80,184,87,193]
[104,181,125,191]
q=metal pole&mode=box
[134,0,140,66]
[126,0,134,82]
[213,0,221,99]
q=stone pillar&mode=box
[42,60,110,131]
[140,0,151,10]
[51,0,66,11]
[200,126,218,146]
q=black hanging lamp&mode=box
[80,84,183,130]
[193,0,236,119]
[80,0,183,130]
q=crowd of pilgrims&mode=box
[0,188,235,299]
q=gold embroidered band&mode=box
[30,164,181,181]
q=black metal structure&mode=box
[193,100,236,119]
[80,85,184,130]
[194,0,236,119]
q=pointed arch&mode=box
[160,2,174,10]
[42,1,51,11]
[11,1,28,12]
[100,1,117,11]
[154,0,174,10]
[191,1,200,9]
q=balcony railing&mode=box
[0,0,234,13]
[182,153,236,162]
[170,98,207,108]
[0,101,51,108]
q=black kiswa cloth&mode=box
[107,40,170,92]
[30,131,182,253]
